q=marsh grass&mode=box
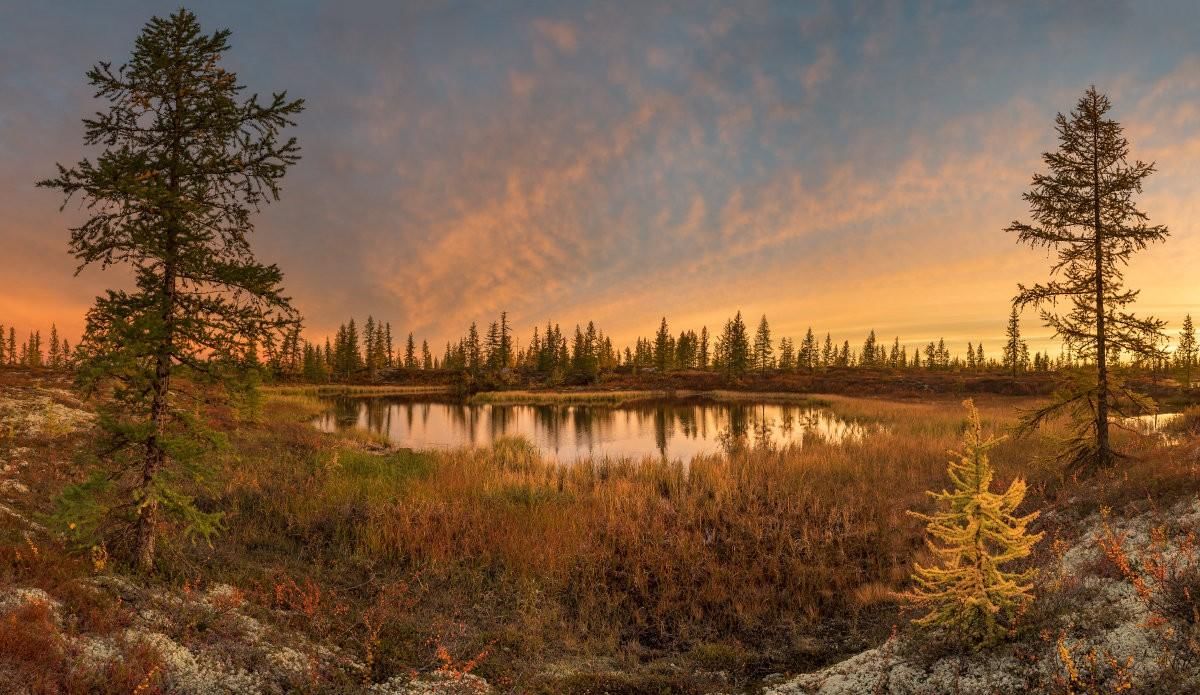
[466,388,830,408]
[8,370,1194,691]
[184,391,1078,684]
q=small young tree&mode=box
[39,9,302,571]
[1008,86,1168,470]
[907,400,1043,645]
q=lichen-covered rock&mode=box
[0,586,62,623]
[766,499,1200,694]
[368,672,492,695]
[126,630,266,694]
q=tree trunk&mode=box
[1092,105,1110,468]
[134,347,171,572]
[135,72,183,572]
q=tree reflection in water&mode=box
[316,396,870,462]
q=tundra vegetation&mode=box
[1,7,1198,695]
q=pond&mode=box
[313,396,869,462]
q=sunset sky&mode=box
[1,1,1197,355]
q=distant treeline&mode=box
[284,309,1199,386]
[0,323,74,369]
[7,309,1197,387]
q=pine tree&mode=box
[7,328,16,366]
[821,333,834,368]
[753,315,773,373]
[1008,87,1168,470]
[0,323,5,366]
[1177,314,1197,388]
[698,326,710,370]
[39,9,302,571]
[906,400,1043,644]
[422,340,433,370]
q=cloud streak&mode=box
[1,1,1197,356]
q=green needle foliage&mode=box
[39,8,303,572]
[1007,86,1168,471]
[907,400,1043,645]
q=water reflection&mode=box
[315,397,870,463]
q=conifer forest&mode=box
[1,4,1199,694]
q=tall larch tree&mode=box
[1007,86,1168,470]
[39,9,303,571]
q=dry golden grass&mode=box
[201,391,1082,680]
[6,368,1193,690]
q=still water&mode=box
[314,396,868,462]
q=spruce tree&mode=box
[7,328,16,366]
[753,315,773,373]
[1007,87,1168,470]
[39,9,302,571]
[723,312,751,376]
[1177,314,1197,388]
[653,317,672,372]
[403,332,415,369]
[48,324,62,369]
[1003,307,1022,378]
[800,328,818,371]
[499,311,513,368]
[778,337,795,371]
[861,330,877,368]
[907,400,1043,644]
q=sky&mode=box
[1,0,1198,355]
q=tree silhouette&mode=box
[1007,87,1168,470]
